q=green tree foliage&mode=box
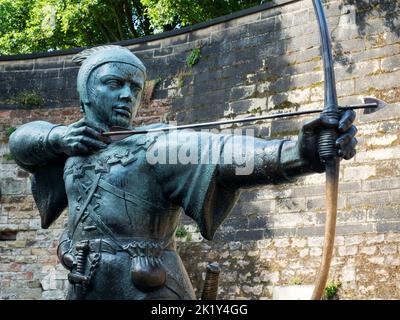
[141,0,266,32]
[0,0,152,54]
[0,0,268,55]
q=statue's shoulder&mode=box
[118,122,171,150]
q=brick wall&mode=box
[1,0,399,299]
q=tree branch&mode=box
[123,0,138,38]
[110,2,125,40]
[94,16,112,43]
[132,0,152,35]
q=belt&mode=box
[83,238,175,255]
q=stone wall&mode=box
[1,0,399,299]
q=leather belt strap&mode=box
[85,238,175,255]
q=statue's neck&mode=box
[81,105,108,132]
[81,103,135,132]
[83,112,134,132]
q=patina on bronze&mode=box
[9,44,358,300]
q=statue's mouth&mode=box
[113,105,132,118]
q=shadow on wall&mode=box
[328,0,400,72]
[343,0,400,37]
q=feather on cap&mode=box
[72,45,120,65]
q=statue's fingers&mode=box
[336,126,357,148]
[338,110,356,132]
[80,136,108,150]
[77,126,105,140]
[72,125,105,143]
[71,142,90,155]
[344,137,358,152]
[343,148,356,160]
[338,137,357,159]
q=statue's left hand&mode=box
[48,118,111,156]
[298,109,357,173]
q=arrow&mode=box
[102,103,378,140]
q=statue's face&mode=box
[86,62,145,128]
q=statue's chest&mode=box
[64,146,146,196]
[63,145,175,239]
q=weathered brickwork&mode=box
[177,232,400,299]
[1,0,399,299]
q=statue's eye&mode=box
[131,85,141,94]
[106,79,122,88]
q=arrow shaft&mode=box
[103,103,376,137]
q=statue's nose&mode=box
[119,84,133,102]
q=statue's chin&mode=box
[111,114,131,128]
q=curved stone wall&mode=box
[1,0,400,299]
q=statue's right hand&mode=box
[49,118,110,156]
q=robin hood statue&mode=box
[9,45,357,299]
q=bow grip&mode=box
[318,110,339,161]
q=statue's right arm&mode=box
[9,119,109,173]
[9,121,68,172]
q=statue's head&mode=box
[73,45,146,129]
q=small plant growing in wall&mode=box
[324,280,341,300]
[3,126,17,143]
[186,48,201,68]
[175,225,193,242]
[273,100,300,111]
[248,106,263,115]
[11,91,44,108]
[176,70,192,88]
[177,73,185,88]
[175,225,188,238]
[291,277,302,285]
[3,153,14,161]
[6,127,16,137]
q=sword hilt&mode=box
[75,240,89,275]
[201,262,221,300]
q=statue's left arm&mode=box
[217,110,357,189]
[9,119,107,228]
[150,110,356,240]
[9,121,67,172]
[8,121,69,228]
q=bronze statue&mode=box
[9,45,357,300]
